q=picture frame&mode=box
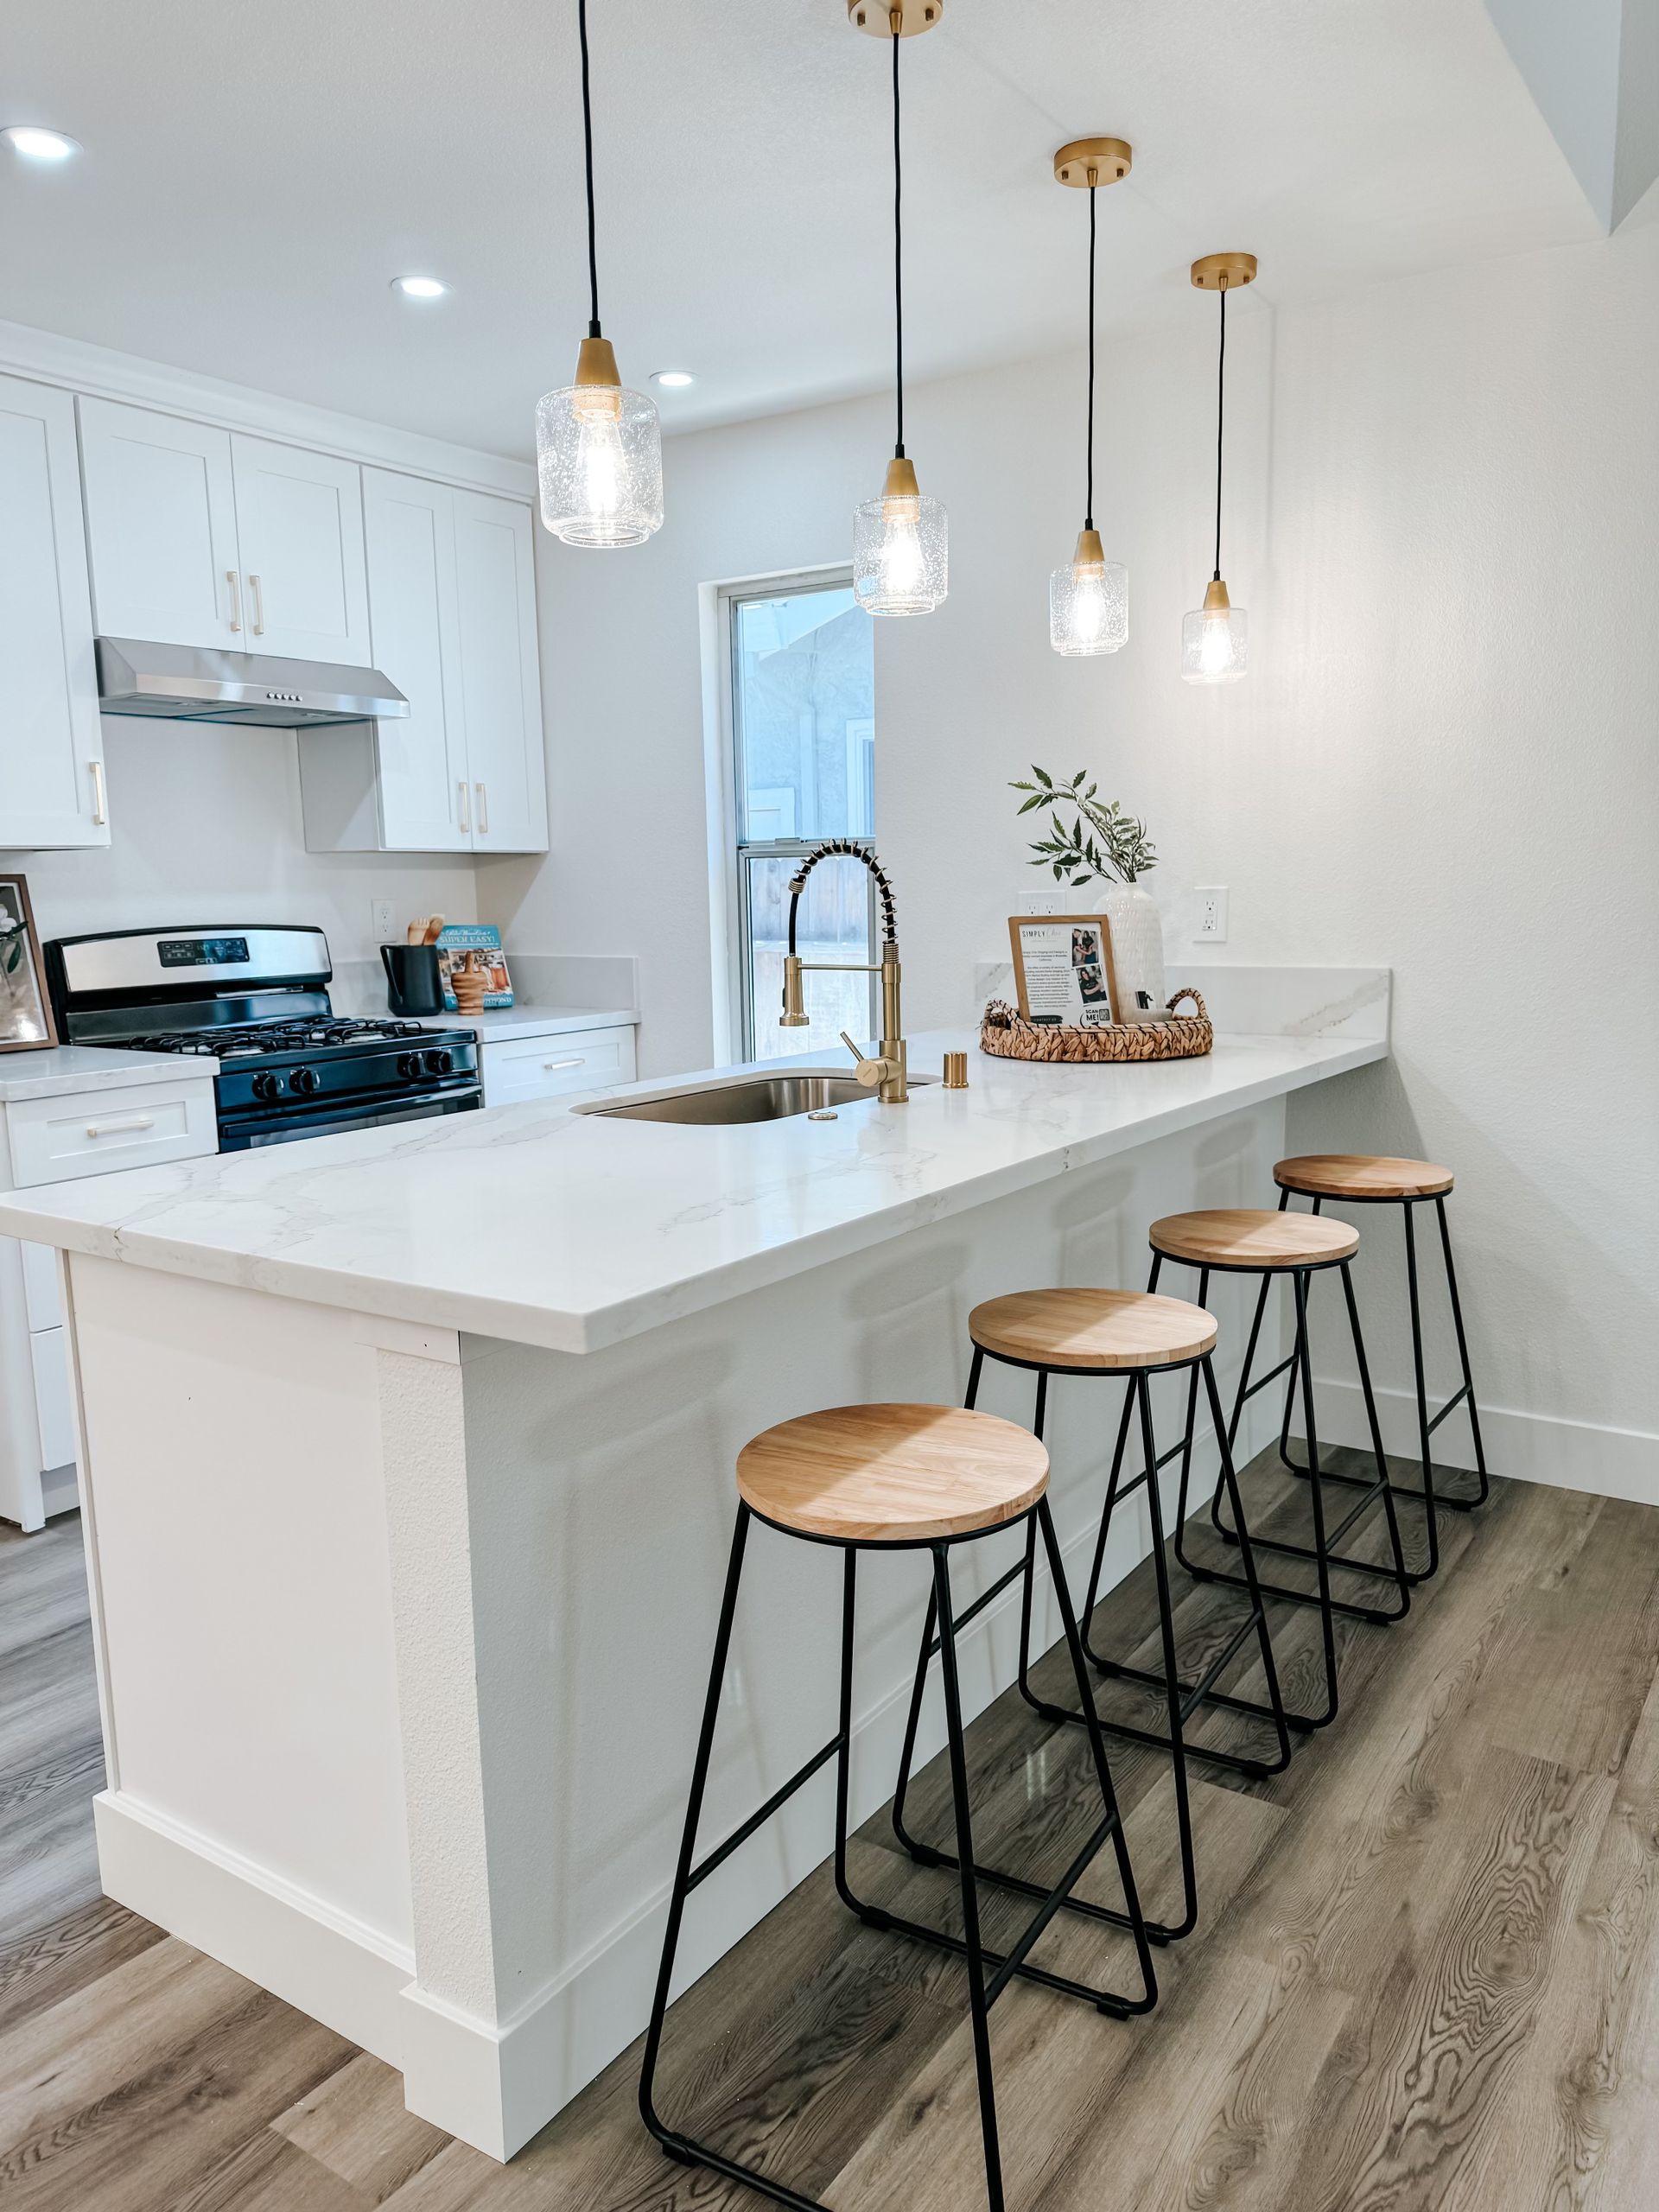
[0,874,58,1052]
[1007,913,1122,1028]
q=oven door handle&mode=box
[217,1084,480,1148]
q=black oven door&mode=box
[219,1088,481,1152]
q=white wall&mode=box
[3,717,478,965]
[486,204,1659,1488]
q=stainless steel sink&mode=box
[575,1068,935,1127]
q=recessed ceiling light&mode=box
[651,369,696,389]
[391,276,449,300]
[3,126,81,162]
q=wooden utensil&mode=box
[406,918,427,944]
[422,915,445,945]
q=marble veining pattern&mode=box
[0,1045,219,1103]
[0,1024,1384,1354]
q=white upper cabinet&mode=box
[361,467,468,851]
[0,376,108,849]
[79,400,371,665]
[78,397,241,649]
[299,472,547,855]
[453,490,547,855]
[230,435,371,665]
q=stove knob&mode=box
[289,1064,320,1098]
[396,1052,425,1081]
[423,1046,455,1077]
[251,1071,285,1103]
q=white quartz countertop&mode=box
[0,1024,1384,1355]
[327,977,638,1044]
[0,1044,219,1103]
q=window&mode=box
[724,577,876,1059]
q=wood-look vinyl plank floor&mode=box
[3,1454,1658,2211]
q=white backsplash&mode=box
[973,961,1391,1040]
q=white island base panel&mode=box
[64,1094,1320,2163]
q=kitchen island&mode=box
[0,969,1386,2159]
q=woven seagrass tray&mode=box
[980,988,1212,1064]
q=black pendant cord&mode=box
[892,23,905,460]
[1084,183,1096,531]
[578,0,601,338]
[1212,283,1227,581]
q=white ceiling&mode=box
[0,0,1610,457]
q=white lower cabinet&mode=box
[0,1069,217,1533]
[299,473,548,855]
[480,1026,635,1106]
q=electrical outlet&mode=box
[1019,889,1071,916]
[1194,887,1229,942]
[370,898,396,945]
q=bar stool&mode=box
[887,1289,1289,1948]
[639,1402,1157,2212]
[1145,1209,1412,1730]
[1270,1155,1491,1580]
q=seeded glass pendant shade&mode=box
[536,0,663,549]
[850,1,946,616]
[1048,139,1131,656]
[1182,251,1256,682]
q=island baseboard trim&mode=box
[1310,1377,1659,1506]
[93,1790,415,2063]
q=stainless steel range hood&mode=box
[95,638,410,728]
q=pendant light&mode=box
[1049,138,1131,656]
[850,1,946,616]
[535,0,663,549]
[1181,251,1256,681]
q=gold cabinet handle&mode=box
[249,573,265,636]
[475,781,489,835]
[89,760,107,827]
[226,569,242,632]
[457,780,471,833]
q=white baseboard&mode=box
[1310,1376,1659,1508]
[94,1791,413,2061]
[92,1398,1266,2164]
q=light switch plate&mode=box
[1195,887,1229,942]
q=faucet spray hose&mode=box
[785,841,898,956]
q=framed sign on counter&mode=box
[1007,913,1122,1027]
[0,874,57,1051]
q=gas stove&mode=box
[46,926,481,1151]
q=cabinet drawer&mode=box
[21,1239,61,1331]
[30,1324,75,1471]
[7,1078,217,1187]
[480,1027,636,1105]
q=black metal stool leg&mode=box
[933,1546,1006,2212]
[1035,1496,1158,2012]
[893,1515,1172,1963]
[1438,1195,1492,1504]
[1342,1258,1417,1598]
[1130,1372,1197,1937]
[640,1509,799,2190]
[1281,1193,1491,1521]
[1210,1262,1414,1623]
[1181,1271,1341,1726]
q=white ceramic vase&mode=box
[1094,878,1166,1016]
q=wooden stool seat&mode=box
[736,1402,1048,1543]
[1275,1153,1454,1200]
[969,1287,1217,1371]
[1149,1207,1359,1269]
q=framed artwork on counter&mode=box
[0,874,57,1052]
[1007,913,1121,1027]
